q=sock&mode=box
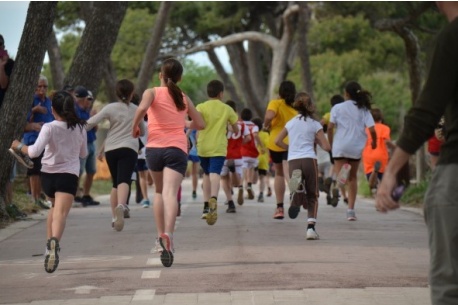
[248,182,252,187]
[211,196,217,201]
[259,192,263,196]
[307,223,315,230]
[204,202,209,209]
[277,203,284,208]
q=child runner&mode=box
[275,92,330,239]
[252,117,269,203]
[196,80,239,224]
[10,91,87,273]
[186,128,200,199]
[132,58,205,267]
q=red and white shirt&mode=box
[241,121,259,158]
[226,120,250,159]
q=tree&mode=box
[63,2,128,97]
[0,2,58,221]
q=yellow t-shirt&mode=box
[266,99,298,151]
[322,112,331,125]
[257,130,270,171]
[196,99,238,157]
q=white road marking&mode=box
[141,270,161,279]
[63,285,104,294]
[146,257,161,266]
[132,289,156,301]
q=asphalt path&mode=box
[0,179,429,304]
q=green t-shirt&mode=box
[196,99,238,157]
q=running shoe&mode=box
[192,191,197,199]
[44,237,60,273]
[81,195,100,206]
[306,228,319,240]
[318,177,325,193]
[206,198,218,225]
[257,193,264,203]
[159,233,174,267]
[113,204,125,231]
[247,187,255,200]
[226,201,236,213]
[288,192,303,219]
[326,194,332,206]
[343,198,349,205]
[151,238,162,254]
[288,169,303,194]
[237,187,244,205]
[8,147,34,169]
[142,200,150,208]
[123,205,130,218]
[347,210,357,221]
[267,187,272,197]
[201,207,209,219]
[35,198,50,210]
[273,207,284,219]
[323,177,332,194]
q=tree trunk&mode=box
[136,1,173,96]
[103,59,118,102]
[0,1,58,222]
[247,41,267,100]
[64,1,128,97]
[206,48,241,106]
[47,29,65,90]
[297,2,314,99]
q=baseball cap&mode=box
[74,86,89,98]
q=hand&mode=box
[375,171,400,213]
[11,140,21,150]
[132,126,140,138]
[32,122,43,132]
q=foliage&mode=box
[180,59,218,104]
[400,174,430,206]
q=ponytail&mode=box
[345,81,372,110]
[52,91,86,131]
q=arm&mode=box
[132,89,154,137]
[97,140,106,161]
[186,95,206,130]
[274,128,288,151]
[230,122,239,135]
[253,132,266,154]
[80,131,88,159]
[316,129,331,152]
[263,109,276,131]
[327,122,335,148]
[86,106,107,131]
[13,124,51,158]
[24,122,43,132]
[368,126,377,149]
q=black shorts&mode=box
[41,172,78,199]
[333,157,361,162]
[269,150,288,164]
[146,147,188,176]
[27,152,44,176]
[258,169,267,176]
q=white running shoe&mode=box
[113,204,125,231]
[306,228,319,240]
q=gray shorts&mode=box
[424,164,458,305]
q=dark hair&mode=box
[279,80,296,106]
[293,92,315,120]
[116,79,134,105]
[207,80,224,98]
[241,108,253,121]
[330,94,344,107]
[252,117,263,130]
[161,58,185,111]
[131,93,140,106]
[52,91,86,131]
[226,100,236,112]
[345,81,372,110]
[371,108,383,122]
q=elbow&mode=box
[197,121,206,130]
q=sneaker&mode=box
[273,207,284,219]
[192,191,197,199]
[151,238,162,254]
[74,196,82,203]
[81,195,100,206]
[226,201,236,213]
[257,193,264,203]
[237,188,244,205]
[267,187,272,197]
[337,163,351,187]
[36,199,50,210]
[113,204,125,231]
[8,147,34,169]
[326,194,332,205]
[123,205,130,218]
[206,198,218,225]
[201,207,209,219]
[318,177,325,193]
[159,233,174,267]
[6,204,28,220]
[288,192,303,219]
[343,198,349,205]
[247,187,255,200]
[330,188,339,207]
[142,200,150,208]
[347,210,357,221]
[288,169,303,193]
[44,237,60,273]
[306,228,319,240]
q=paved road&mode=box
[0,179,430,305]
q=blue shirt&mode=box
[23,94,54,145]
[75,104,96,143]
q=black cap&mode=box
[74,86,89,98]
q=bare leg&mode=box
[50,193,73,241]
[273,162,285,204]
[83,173,95,196]
[138,170,149,201]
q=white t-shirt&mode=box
[285,114,323,161]
[316,133,331,165]
[330,100,374,159]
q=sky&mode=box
[0,1,229,69]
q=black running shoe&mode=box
[159,233,174,267]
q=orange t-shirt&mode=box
[362,122,391,174]
[146,87,188,153]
